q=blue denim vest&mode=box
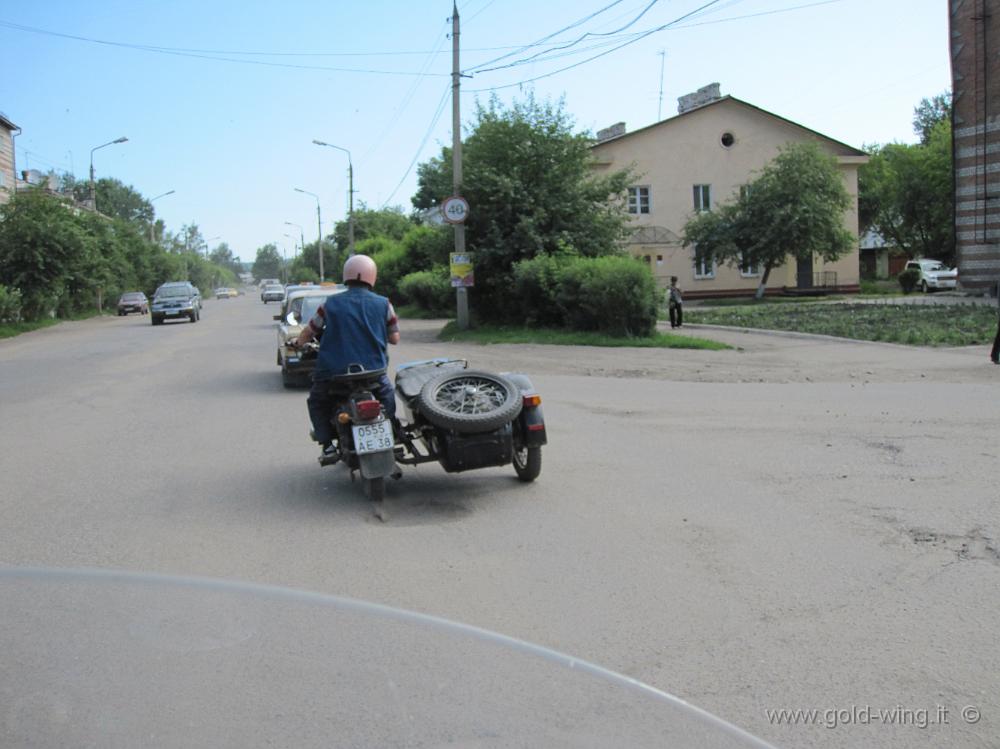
[314,286,390,379]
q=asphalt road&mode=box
[1,294,998,749]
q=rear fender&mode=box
[502,373,547,447]
[518,405,547,447]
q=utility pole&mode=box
[452,2,470,329]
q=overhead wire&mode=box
[467,0,628,72]
[359,19,451,166]
[470,0,662,73]
[467,0,843,92]
[0,20,450,76]
[379,83,453,209]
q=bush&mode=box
[0,285,23,322]
[897,268,920,294]
[363,237,407,301]
[399,269,453,314]
[512,254,660,336]
[512,255,570,328]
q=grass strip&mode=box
[688,302,999,346]
[438,321,730,349]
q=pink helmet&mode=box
[342,254,377,287]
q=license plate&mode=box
[166,309,180,315]
[352,420,394,455]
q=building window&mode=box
[642,255,651,264]
[740,252,760,277]
[656,254,663,266]
[721,132,735,148]
[693,184,711,212]
[739,184,752,201]
[628,186,651,214]
[693,246,715,279]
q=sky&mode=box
[2,0,951,263]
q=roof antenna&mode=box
[657,50,666,121]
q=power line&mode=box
[469,0,725,92]
[468,0,628,72]
[360,21,451,166]
[471,0,662,73]
[467,0,845,93]
[0,20,450,76]
[380,83,452,209]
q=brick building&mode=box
[951,0,1000,290]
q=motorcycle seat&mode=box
[395,359,466,399]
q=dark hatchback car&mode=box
[117,292,149,316]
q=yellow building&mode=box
[0,112,19,206]
[591,86,867,298]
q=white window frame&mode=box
[627,186,651,215]
[740,252,760,277]
[693,184,711,212]
[693,245,716,279]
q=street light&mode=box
[205,235,221,258]
[148,189,175,242]
[294,187,324,281]
[89,136,128,213]
[312,140,354,256]
[282,233,298,283]
[284,221,305,258]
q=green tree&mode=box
[858,120,954,262]
[0,189,90,319]
[683,142,854,300]
[913,91,951,146]
[252,243,284,281]
[412,94,634,318]
[64,175,154,224]
[209,242,242,274]
[331,205,414,254]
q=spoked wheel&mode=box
[416,370,522,433]
[512,445,541,482]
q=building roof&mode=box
[0,112,18,132]
[591,95,867,157]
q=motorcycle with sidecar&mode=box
[314,358,546,519]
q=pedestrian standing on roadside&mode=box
[991,281,1000,365]
[668,276,684,329]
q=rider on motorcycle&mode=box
[293,254,400,457]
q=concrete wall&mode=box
[951,0,1000,290]
[591,98,864,297]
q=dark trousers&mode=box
[308,374,397,445]
[669,303,683,328]
[991,315,1000,363]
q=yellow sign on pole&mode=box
[450,253,474,288]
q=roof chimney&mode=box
[677,83,721,114]
[596,122,626,142]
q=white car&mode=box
[905,259,958,292]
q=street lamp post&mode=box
[148,189,175,242]
[284,221,305,258]
[294,188,324,281]
[205,235,221,258]
[282,233,298,283]
[89,137,128,213]
[312,140,354,256]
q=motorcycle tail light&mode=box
[355,400,382,420]
[522,394,542,407]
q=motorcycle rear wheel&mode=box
[512,446,541,482]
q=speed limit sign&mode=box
[441,195,470,224]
